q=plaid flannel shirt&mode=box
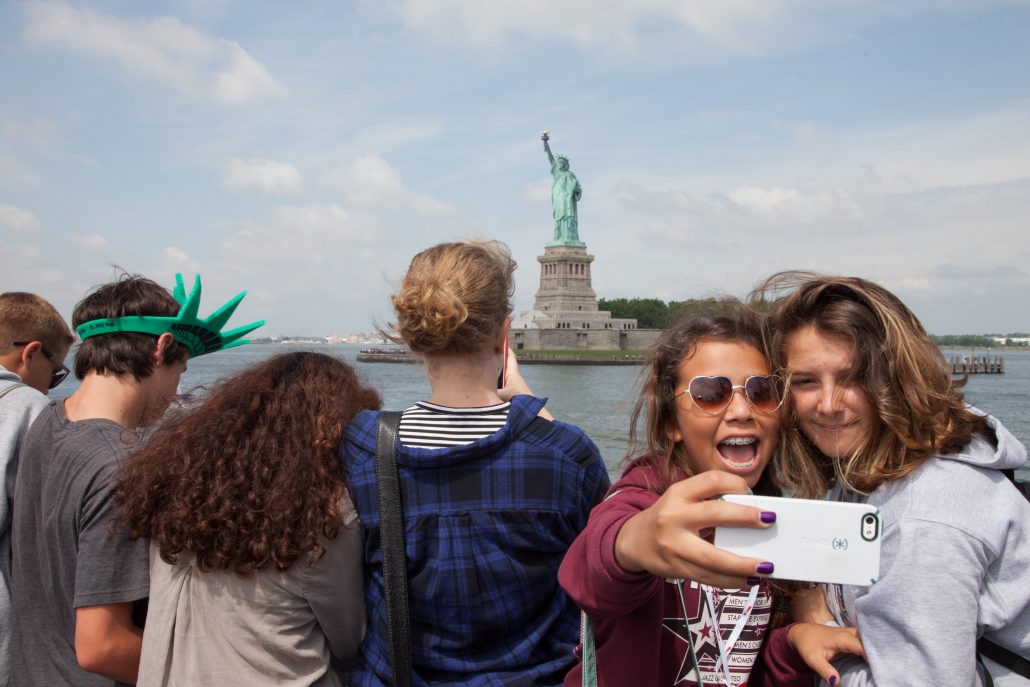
[341,394,610,686]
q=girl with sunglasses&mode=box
[559,304,865,686]
[758,273,1030,686]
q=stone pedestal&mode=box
[534,245,598,313]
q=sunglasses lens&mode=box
[745,376,782,412]
[688,376,733,413]
[49,368,68,390]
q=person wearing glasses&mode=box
[756,273,1029,686]
[0,291,74,687]
[9,273,261,687]
[559,304,865,687]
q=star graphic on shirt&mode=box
[662,616,702,685]
[698,622,714,641]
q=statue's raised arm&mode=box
[542,130,555,166]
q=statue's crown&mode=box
[76,273,265,358]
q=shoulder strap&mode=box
[0,382,28,401]
[580,612,598,687]
[375,411,412,687]
[978,637,1030,680]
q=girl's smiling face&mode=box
[665,340,780,487]
[784,325,878,460]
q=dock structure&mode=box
[949,355,1004,375]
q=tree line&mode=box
[597,297,744,329]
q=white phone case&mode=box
[714,494,882,586]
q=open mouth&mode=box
[717,436,759,471]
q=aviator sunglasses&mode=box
[676,374,786,416]
[12,341,70,389]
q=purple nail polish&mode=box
[760,511,777,524]
[746,577,761,586]
[829,676,838,686]
[757,561,774,575]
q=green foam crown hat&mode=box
[76,274,265,358]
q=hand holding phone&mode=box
[714,494,881,586]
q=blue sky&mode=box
[2,0,1029,336]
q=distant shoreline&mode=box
[355,347,648,365]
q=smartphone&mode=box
[497,330,509,389]
[714,494,881,586]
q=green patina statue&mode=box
[542,131,584,246]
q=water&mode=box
[52,344,1029,480]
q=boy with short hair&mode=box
[0,291,74,687]
[9,274,261,687]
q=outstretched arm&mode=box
[543,136,555,166]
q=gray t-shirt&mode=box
[10,401,150,687]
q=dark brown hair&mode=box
[0,292,73,355]
[387,240,516,355]
[627,299,780,496]
[115,352,382,575]
[753,271,987,497]
[72,273,189,380]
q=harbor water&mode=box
[53,343,1030,481]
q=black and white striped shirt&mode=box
[398,401,511,449]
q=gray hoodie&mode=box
[825,414,1030,686]
[0,364,49,686]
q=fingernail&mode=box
[746,577,761,586]
[757,561,774,575]
[829,676,838,686]
[760,511,777,524]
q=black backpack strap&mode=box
[978,637,1030,681]
[375,411,412,687]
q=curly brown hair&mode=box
[115,351,382,575]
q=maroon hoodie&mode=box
[558,456,812,686]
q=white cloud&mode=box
[23,1,285,104]
[0,240,63,293]
[389,0,1022,57]
[224,203,377,266]
[71,233,111,250]
[522,178,551,204]
[323,153,454,215]
[156,246,202,277]
[0,204,42,232]
[726,185,864,223]
[224,158,304,195]
[389,0,784,52]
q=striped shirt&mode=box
[398,401,510,448]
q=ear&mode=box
[494,318,511,353]
[153,332,176,365]
[664,421,682,444]
[14,341,42,378]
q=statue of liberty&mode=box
[542,131,583,246]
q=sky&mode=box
[1,0,1029,337]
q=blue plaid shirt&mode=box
[341,395,610,686]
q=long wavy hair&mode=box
[115,352,382,575]
[626,300,781,497]
[753,271,987,498]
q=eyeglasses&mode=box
[676,375,785,416]
[12,341,70,389]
